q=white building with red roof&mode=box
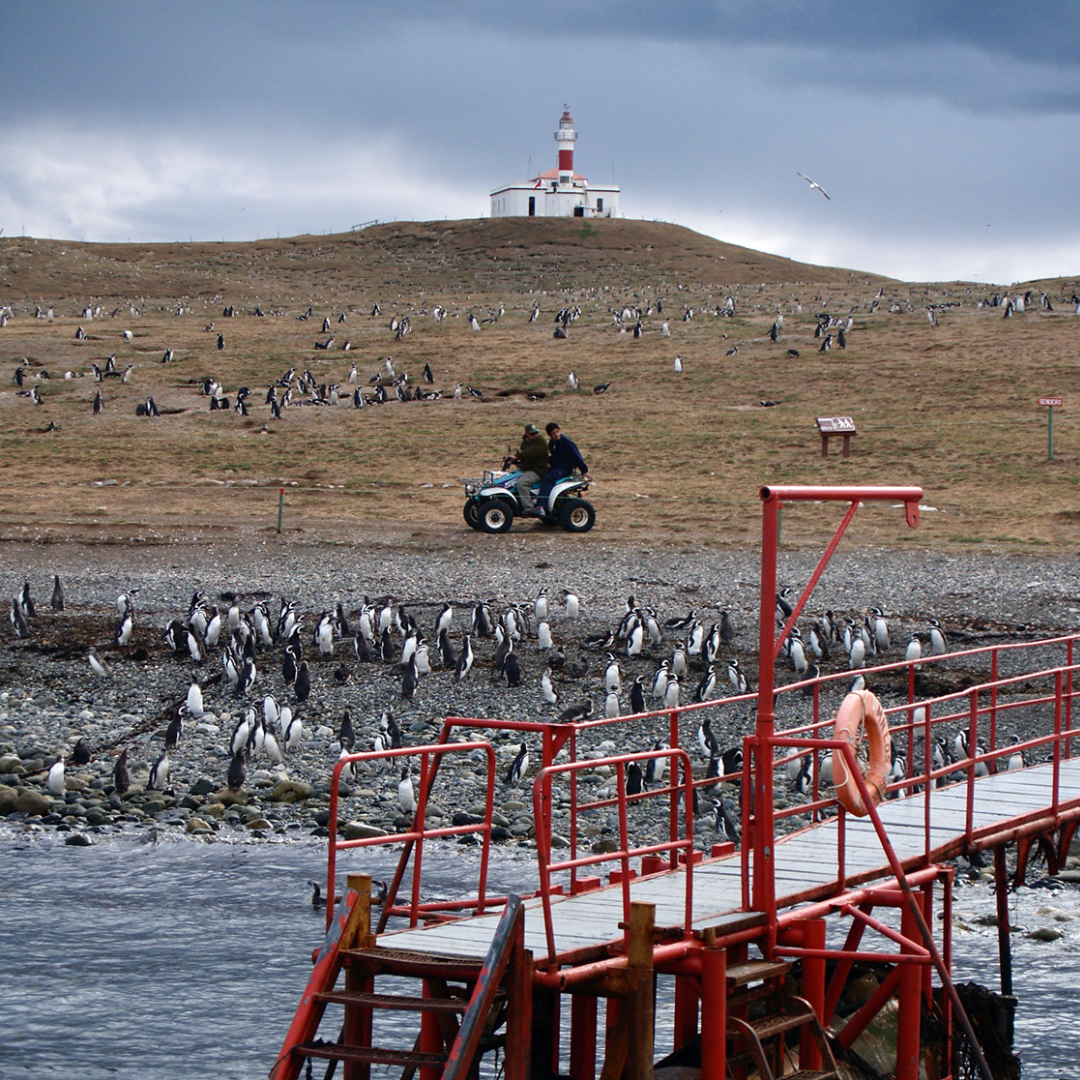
[489,109,620,219]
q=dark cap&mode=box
[524,423,540,434]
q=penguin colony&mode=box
[5,574,1042,848]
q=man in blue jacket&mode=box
[532,422,591,513]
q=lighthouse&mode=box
[555,109,576,185]
[490,108,620,219]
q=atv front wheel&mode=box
[558,498,596,533]
[477,498,515,533]
[463,500,481,530]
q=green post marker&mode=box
[1038,397,1063,461]
[277,488,284,533]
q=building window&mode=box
[597,198,603,213]
[528,196,535,217]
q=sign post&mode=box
[1038,397,1063,460]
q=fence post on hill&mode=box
[277,488,284,533]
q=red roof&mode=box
[530,168,587,184]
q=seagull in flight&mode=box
[797,172,831,200]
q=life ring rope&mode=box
[831,689,891,817]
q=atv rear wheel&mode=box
[477,498,515,533]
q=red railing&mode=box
[325,740,498,928]
[532,746,696,963]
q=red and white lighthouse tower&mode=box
[555,108,577,186]
[489,108,620,219]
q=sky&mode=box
[1,0,1079,285]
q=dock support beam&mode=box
[896,898,922,1080]
[994,845,1013,997]
[700,946,727,1080]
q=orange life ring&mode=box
[832,689,891,816]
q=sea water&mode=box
[1,833,1076,1079]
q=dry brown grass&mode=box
[1,218,1077,554]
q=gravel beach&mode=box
[2,534,1078,852]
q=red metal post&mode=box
[700,947,727,1080]
[895,899,922,1080]
[570,994,597,1080]
[801,920,826,1070]
[672,977,699,1052]
[419,978,442,1080]
[755,491,780,921]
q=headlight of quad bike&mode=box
[465,483,478,496]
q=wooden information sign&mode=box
[815,416,857,458]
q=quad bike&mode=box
[461,460,596,534]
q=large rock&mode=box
[270,779,312,804]
[210,788,249,807]
[15,789,53,816]
[341,821,388,841]
[0,784,20,814]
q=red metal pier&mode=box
[272,486,1079,1080]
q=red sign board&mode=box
[1038,397,1063,407]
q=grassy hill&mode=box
[0,218,1077,554]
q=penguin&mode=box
[871,607,890,652]
[727,658,747,694]
[284,711,304,752]
[147,750,170,791]
[604,654,622,694]
[164,707,183,751]
[719,610,735,645]
[46,754,66,796]
[928,619,948,656]
[713,798,741,845]
[227,750,246,792]
[605,690,621,718]
[644,741,669,788]
[626,623,645,658]
[112,748,130,795]
[397,768,416,815]
[294,660,311,703]
[503,649,523,687]
[848,637,866,670]
[1005,734,1026,772]
[626,762,645,796]
[87,646,112,677]
[808,624,829,661]
[455,635,474,683]
[905,634,922,663]
[10,600,30,639]
[559,699,593,723]
[663,673,680,709]
[231,709,254,756]
[19,581,35,618]
[316,613,334,659]
[629,675,646,715]
[671,646,688,678]
[537,620,554,650]
[563,590,580,618]
[534,587,549,621]
[698,717,720,759]
[51,575,65,611]
[263,727,285,767]
[333,709,354,753]
[186,681,205,719]
[505,742,530,785]
[353,632,372,664]
[71,737,92,766]
[308,880,328,909]
[695,665,717,703]
[540,666,558,705]
[435,602,454,637]
[651,660,669,702]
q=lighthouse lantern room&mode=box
[490,108,620,219]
